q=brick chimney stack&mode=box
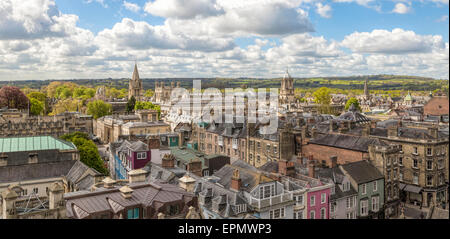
[428,125,438,139]
[128,169,147,184]
[330,156,338,168]
[162,154,175,168]
[308,155,316,178]
[49,182,65,210]
[231,169,241,191]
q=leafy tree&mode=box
[313,87,332,105]
[135,101,161,119]
[87,100,112,119]
[49,98,81,115]
[29,98,44,116]
[27,91,46,102]
[144,89,154,98]
[61,132,109,175]
[126,96,136,113]
[0,86,29,109]
[345,97,362,112]
[59,87,73,99]
[73,87,86,98]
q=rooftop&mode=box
[0,136,76,153]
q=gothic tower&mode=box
[128,63,143,101]
[280,68,295,105]
[364,78,369,98]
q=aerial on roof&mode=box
[0,136,76,153]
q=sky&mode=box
[0,0,448,81]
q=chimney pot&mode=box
[330,156,338,168]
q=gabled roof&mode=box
[341,161,384,184]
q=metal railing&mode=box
[249,192,293,209]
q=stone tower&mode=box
[128,63,144,101]
[279,68,295,105]
[364,78,369,98]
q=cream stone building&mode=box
[128,63,144,101]
[94,110,170,144]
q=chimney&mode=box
[311,127,317,139]
[119,186,134,199]
[171,82,175,88]
[278,160,295,177]
[329,120,334,133]
[428,126,438,139]
[362,124,370,137]
[387,125,398,138]
[178,174,197,192]
[230,169,241,191]
[162,154,175,168]
[187,159,203,177]
[49,182,65,210]
[1,188,18,219]
[102,177,116,189]
[308,155,316,178]
[330,156,338,168]
[177,82,181,88]
[128,169,147,184]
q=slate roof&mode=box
[308,134,388,152]
[317,167,357,201]
[213,160,273,193]
[341,160,384,184]
[64,181,195,219]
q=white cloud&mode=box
[392,3,411,14]
[0,0,82,40]
[123,1,141,13]
[436,15,448,22]
[84,0,108,8]
[144,0,224,19]
[341,28,445,54]
[316,3,332,18]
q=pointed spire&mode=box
[132,62,140,82]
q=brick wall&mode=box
[302,144,368,167]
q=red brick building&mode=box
[424,96,449,116]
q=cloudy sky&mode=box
[0,0,448,81]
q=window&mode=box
[426,161,433,170]
[33,188,38,194]
[331,203,336,213]
[320,208,326,219]
[262,185,273,199]
[360,200,368,216]
[137,152,147,160]
[310,210,315,219]
[427,148,432,156]
[399,157,403,165]
[127,208,139,219]
[413,173,419,185]
[310,196,315,206]
[361,184,367,195]
[257,155,260,162]
[294,210,303,219]
[413,159,418,168]
[372,196,379,212]
[399,145,403,153]
[294,195,303,206]
[387,170,391,181]
[387,157,391,166]
[373,181,377,191]
[394,168,398,180]
[269,208,285,219]
[273,146,277,154]
[321,193,326,204]
[427,175,433,186]
[343,182,350,192]
[399,171,403,181]
[413,147,418,155]
[249,154,253,160]
[346,197,351,209]
[346,212,353,219]
[266,144,271,152]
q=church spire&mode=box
[364,77,369,97]
[132,62,140,82]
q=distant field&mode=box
[0,75,448,92]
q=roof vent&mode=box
[119,186,134,199]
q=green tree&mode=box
[126,96,136,113]
[345,97,362,112]
[144,89,154,98]
[87,100,112,119]
[61,132,109,175]
[313,87,331,105]
[29,98,44,116]
[135,101,161,119]
[313,87,332,114]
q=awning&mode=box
[402,184,423,194]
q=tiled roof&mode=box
[308,134,388,152]
[0,136,76,153]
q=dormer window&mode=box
[137,152,147,160]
